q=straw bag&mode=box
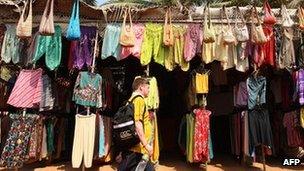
[263,0,276,25]
[203,5,215,43]
[163,8,174,46]
[16,0,32,38]
[39,0,55,35]
[120,8,135,47]
[222,7,236,44]
[66,0,81,40]
[234,7,249,42]
[251,7,268,44]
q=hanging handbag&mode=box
[203,5,215,43]
[263,0,276,25]
[66,0,81,40]
[39,0,55,35]
[16,0,32,38]
[251,6,268,44]
[298,7,304,30]
[120,8,135,47]
[234,7,249,42]
[281,4,294,27]
[163,8,174,46]
[222,6,236,44]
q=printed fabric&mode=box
[0,114,37,168]
[193,108,211,163]
[1,25,21,64]
[183,24,202,62]
[298,69,304,105]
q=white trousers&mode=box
[72,114,96,168]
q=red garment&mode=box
[252,25,276,67]
[262,25,276,66]
[193,108,211,163]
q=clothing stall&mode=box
[0,0,304,170]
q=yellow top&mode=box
[195,73,209,94]
[129,93,153,155]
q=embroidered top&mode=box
[73,71,102,108]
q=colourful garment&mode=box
[193,108,211,163]
[145,77,159,110]
[173,25,189,71]
[120,24,145,60]
[301,108,304,128]
[283,112,303,147]
[0,114,37,168]
[195,73,208,94]
[278,28,295,69]
[262,25,276,67]
[183,24,202,62]
[40,75,56,111]
[141,23,165,66]
[186,113,195,163]
[7,69,43,108]
[32,25,62,70]
[247,75,266,110]
[72,26,97,69]
[73,72,103,108]
[99,115,105,157]
[0,24,6,60]
[165,25,188,71]
[234,81,248,107]
[101,24,121,59]
[235,42,249,72]
[298,69,304,105]
[1,25,20,64]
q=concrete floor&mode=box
[2,154,302,171]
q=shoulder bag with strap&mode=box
[222,6,236,44]
[251,6,268,44]
[234,6,249,42]
[39,0,55,35]
[163,7,174,46]
[66,0,81,40]
[203,5,215,43]
[263,0,276,25]
[16,0,32,38]
[120,8,136,47]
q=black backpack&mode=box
[112,95,145,149]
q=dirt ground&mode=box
[1,154,303,171]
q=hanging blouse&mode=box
[195,73,208,94]
[247,75,266,110]
[73,71,103,108]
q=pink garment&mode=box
[120,24,145,60]
[193,108,211,163]
[283,112,303,147]
[184,24,203,62]
[7,69,42,108]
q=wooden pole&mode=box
[262,145,266,171]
